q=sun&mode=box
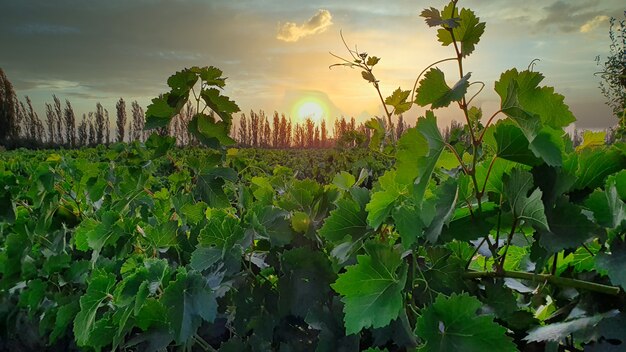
[293,99,327,124]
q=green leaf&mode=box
[585,181,626,230]
[396,126,427,185]
[413,111,446,204]
[366,56,380,67]
[162,271,217,344]
[319,197,369,243]
[493,122,541,166]
[279,248,336,318]
[424,179,459,243]
[200,88,240,125]
[596,240,626,289]
[385,87,412,115]
[192,65,226,87]
[576,130,606,151]
[366,170,405,229]
[73,272,116,346]
[144,95,176,129]
[415,293,516,352]
[190,246,222,271]
[415,68,470,109]
[332,243,407,334]
[420,7,459,28]
[361,70,377,83]
[195,168,237,207]
[392,202,424,249]
[189,113,236,147]
[436,6,485,57]
[198,209,244,256]
[569,147,626,191]
[166,69,198,96]
[475,158,526,195]
[503,169,549,230]
[51,301,80,343]
[333,171,356,191]
[495,69,575,129]
[539,198,598,253]
[524,311,618,343]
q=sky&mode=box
[0,0,624,130]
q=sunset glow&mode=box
[293,99,327,123]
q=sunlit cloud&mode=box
[580,15,609,33]
[277,9,333,42]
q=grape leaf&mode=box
[596,240,626,289]
[416,293,516,352]
[415,68,470,109]
[503,169,549,231]
[144,95,176,129]
[385,87,412,115]
[539,198,598,253]
[332,243,407,334]
[366,170,405,229]
[162,271,217,344]
[319,197,369,243]
[420,7,459,28]
[200,88,240,125]
[392,202,424,249]
[524,311,619,343]
[436,6,485,57]
[495,69,575,129]
[493,122,541,166]
[333,171,356,191]
[73,272,116,346]
[198,209,244,256]
[424,178,459,244]
[413,111,446,204]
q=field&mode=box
[2,1,626,351]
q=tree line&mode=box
[0,68,413,150]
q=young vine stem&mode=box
[477,109,503,143]
[480,154,498,197]
[463,270,621,296]
[498,218,518,270]
[445,143,470,175]
[466,81,485,106]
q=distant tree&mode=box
[45,103,56,144]
[321,119,328,147]
[279,114,288,147]
[78,114,88,146]
[93,103,105,144]
[105,108,111,144]
[596,12,626,137]
[64,100,76,147]
[0,68,19,146]
[23,97,43,143]
[263,117,271,147]
[286,119,292,147]
[52,95,63,145]
[314,126,320,147]
[272,112,280,147]
[131,101,144,142]
[88,113,96,146]
[116,98,127,143]
[305,118,315,147]
[250,111,259,147]
[294,123,304,148]
[238,113,248,146]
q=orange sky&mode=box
[1,0,624,129]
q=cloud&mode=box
[580,15,609,33]
[277,9,333,42]
[14,23,80,35]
